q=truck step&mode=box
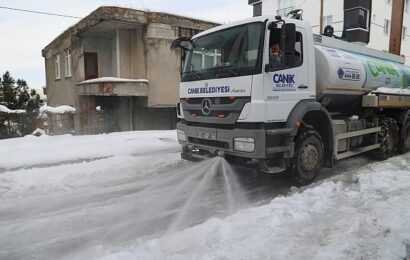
[266,146,290,154]
[266,128,293,136]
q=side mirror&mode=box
[171,37,190,50]
[281,23,298,68]
[281,23,296,55]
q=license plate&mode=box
[196,128,217,140]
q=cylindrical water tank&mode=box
[315,45,410,95]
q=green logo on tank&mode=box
[367,60,400,78]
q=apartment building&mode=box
[249,0,410,65]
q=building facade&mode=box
[42,6,217,135]
[249,0,410,65]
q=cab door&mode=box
[263,25,313,122]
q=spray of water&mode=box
[127,156,249,242]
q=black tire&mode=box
[372,118,399,160]
[288,129,324,186]
[399,120,410,154]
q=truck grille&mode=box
[181,97,250,125]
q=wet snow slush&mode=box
[1,131,410,259]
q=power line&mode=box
[0,6,83,19]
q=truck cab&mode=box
[174,15,410,185]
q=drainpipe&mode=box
[116,29,121,77]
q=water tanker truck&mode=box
[172,15,410,185]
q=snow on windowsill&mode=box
[0,105,27,114]
[39,105,76,115]
[78,77,149,85]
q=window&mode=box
[345,8,368,30]
[403,26,408,40]
[323,15,333,27]
[384,19,391,35]
[182,23,265,82]
[65,48,72,78]
[268,29,303,70]
[54,54,60,80]
[84,52,98,80]
[253,3,262,17]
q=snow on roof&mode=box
[374,87,410,95]
[0,105,27,114]
[79,77,149,84]
[39,105,76,114]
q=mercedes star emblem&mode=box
[201,98,212,116]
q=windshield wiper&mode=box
[215,66,240,77]
[183,71,202,80]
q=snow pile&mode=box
[31,128,46,137]
[103,156,410,260]
[0,131,178,170]
[374,87,410,95]
[79,77,149,84]
[0,105,26,114]
[39,104,76,114]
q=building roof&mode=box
[42,6,219,55]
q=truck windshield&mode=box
[182,22,265,82]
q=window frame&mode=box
[384,19,391,35]
[267,30,304,72]
[84,52,99,80]
[65,48,72,78]
[54,54,61,80]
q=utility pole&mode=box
[320,0,324,34]
[389,0,405,55]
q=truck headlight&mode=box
[177,130,186,142]
[234,137,255,152]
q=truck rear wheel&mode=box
[288,129,324,186]
[372,118,399,160]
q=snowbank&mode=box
[102,156,410,260]
[0,105,26,114]
[39,104,76,114]
[1,131,410,259]
[0,130,178,170]
[79,77,149,84]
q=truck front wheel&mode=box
[288,129,324,186]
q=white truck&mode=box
[172,15,410,185]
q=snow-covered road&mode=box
[1,131,409,259]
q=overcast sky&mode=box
[0,0,252,88]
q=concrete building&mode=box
[249,0,410,65]
[42,6,217,134]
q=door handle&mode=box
[298,85,308,89]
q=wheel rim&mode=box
[300,144,319,173]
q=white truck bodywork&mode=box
[175,15,410,184]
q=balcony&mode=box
[77,77,149,97]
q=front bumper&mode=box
[177,122,294,161]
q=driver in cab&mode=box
[270,42,282,68]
